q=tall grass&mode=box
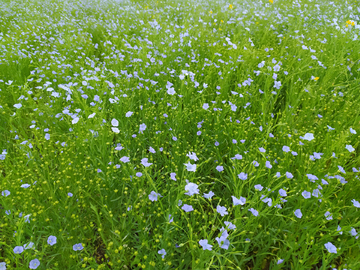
[0,0,360,269]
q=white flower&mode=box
[167,87,176,95]
[274,81,282,89]
[111,119,119,126]
[88,113,96,118]
[273,64,281,72]
[139,123,147,133]
[72,117,79,124]
[111,127,120,134]
[186,152,199,161]
[345,145,355,152]
[302,133,314,141]
[351,199,360,208]
[141,158,153,167]
[185,183,199,196]
[23,242,35,250]
[126,111,133,117]
[184,162,196,172]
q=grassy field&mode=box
[0,0,360,269]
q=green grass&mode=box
[1,0,360,269]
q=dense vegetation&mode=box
[0,0,360,269]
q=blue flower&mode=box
[216,166,224,172]
[215,230,230,250]
[302,190,311,199]
[265,161,272,169]
[158,249,166,258]
[168,214,173,223]
[324,211,333,220]
[249,208,259,217]
[216,205,228,216]
[306,174,318,181]
[203,191,215,199]
[294,209,302,219]
[232,196,246,206]
[149,191,161,202]
[324,242,337,254]
[181,204,193,212]
[29,259,40,269]
[120,156,130,163]
[73,243,84,251]
[231,154,242,160]
[338,165,346,174]
[199,239,212,251]
[238,172,248,180]
[282,146,290,152]
[2,190,10,197]
[47,235,57,246]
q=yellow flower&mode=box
[229,4,233,9]
[269,0,273,3]
[221,20,224,23]
[314,77,319,81]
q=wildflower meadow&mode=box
[1,0,360,269]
